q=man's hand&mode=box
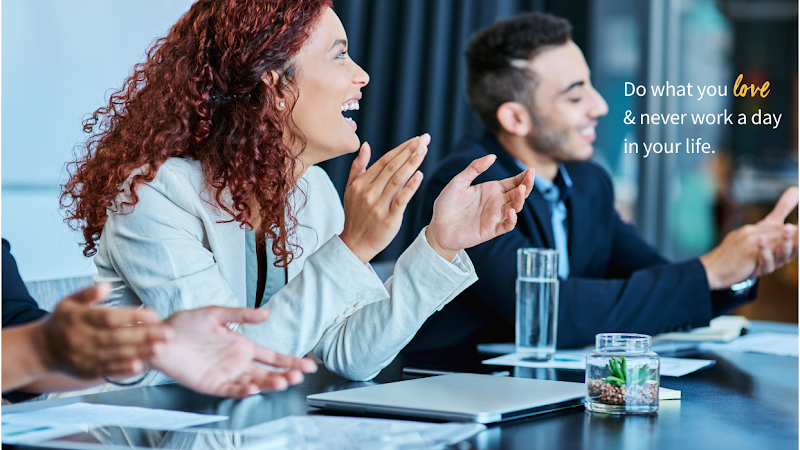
[152,307,317,398]
[340,135,429,263]
[753,187,799,274]
[700,187,798,290]
[39,283,167,379]
[426,155,535,261]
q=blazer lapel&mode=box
[566,177,590,275]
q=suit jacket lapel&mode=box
[565,171,589,275]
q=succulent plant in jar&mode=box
[585,334,660,414]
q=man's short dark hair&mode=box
[464,13,572,135]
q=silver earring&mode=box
[279,101,285,108]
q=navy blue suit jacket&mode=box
[3,238,48,402]
[2,239,46,328]
[406,133,754,351]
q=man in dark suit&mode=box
[406,12,798,352]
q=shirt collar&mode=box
[515,160,573,203]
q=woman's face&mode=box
[288,7,369,169]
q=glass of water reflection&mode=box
[516,248,559,362]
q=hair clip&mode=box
[210,93,252,101]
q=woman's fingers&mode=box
[495,208,518,236]
[371,137,428,198]
[501,184,527,213]
[498,168,535,195]
[378,144,427,204]
[389,171,424,215]
[451,154,496,188]
[360,134,429,184]
[346,142,371,186]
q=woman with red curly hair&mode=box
[60,0,534,390]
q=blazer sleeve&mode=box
[244,169,478,381]
[103,180,443,382]
[310,229,477,381]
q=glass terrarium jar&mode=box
[585,333,660,414]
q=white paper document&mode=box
[483,352,715,377]
[699,332,798,357]
[2,403,227,444]
[241,415,486,450]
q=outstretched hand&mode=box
[42,283,167,380]
[700,186,798,289]
[426,155,535,261]
[752,186,799,276]
[152,307,316,398]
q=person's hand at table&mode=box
[339,134,430,263]
[425,155,536,261]
[151,307,317,398]
[3,283,169,393]
[700,186,798,289]
[43,283,168,378]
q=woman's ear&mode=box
[262,70,287,109]
[496,102,532,137]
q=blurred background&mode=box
[2,0,797,322]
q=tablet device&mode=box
[307,373,585,424]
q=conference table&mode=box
[6,321,797,450]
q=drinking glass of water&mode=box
[516,248,559,362]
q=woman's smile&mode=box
[341,95,361,130]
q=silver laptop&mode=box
[307,373,585,424]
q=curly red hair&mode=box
[61,0,332,266]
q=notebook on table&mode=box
[307,373,585,424]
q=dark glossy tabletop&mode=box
[6,321,797,450]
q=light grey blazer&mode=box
[56,158,476,395]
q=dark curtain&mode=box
[320,0,589,261]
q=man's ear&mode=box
[496,102,532,137]
[262,70,287,108]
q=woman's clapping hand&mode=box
[426,155,535,261]
[339,134,430,263]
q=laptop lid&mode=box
[307,373,585,424]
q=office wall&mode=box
[1,0,194,281]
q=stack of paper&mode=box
[654,315,751,342]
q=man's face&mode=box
[524,41,608,162]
